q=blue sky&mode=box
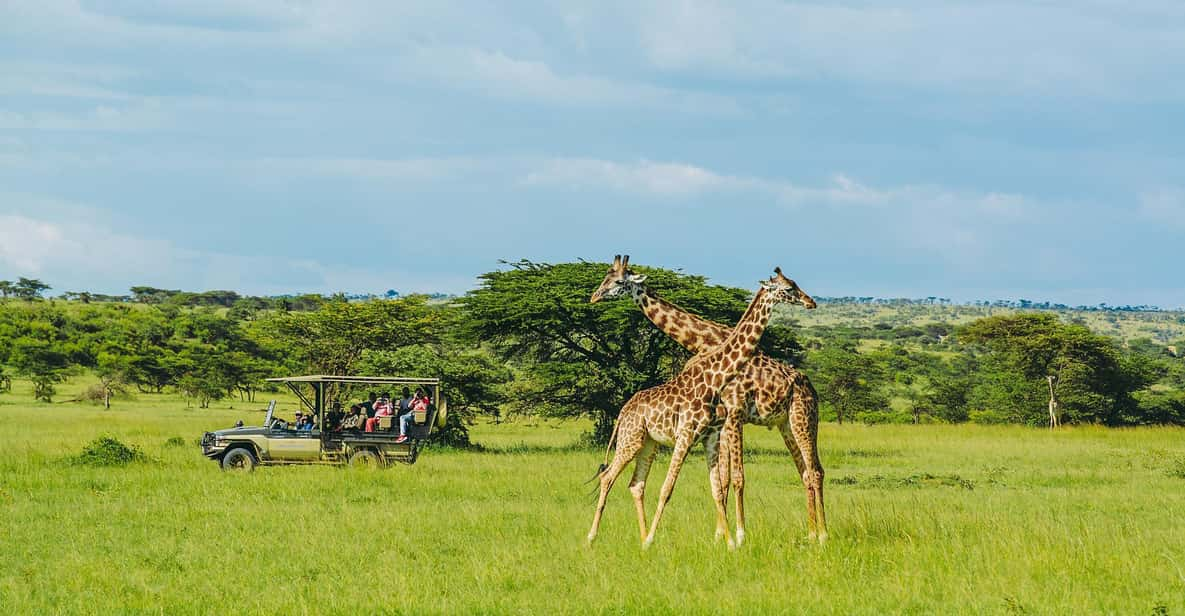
[2,1,1183,306]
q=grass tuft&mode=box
[1167,456,1185,479]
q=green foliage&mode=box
[257,296,441,377]
[71,436,148,466]
[359,345,512,448]
[461,259,755,443]
[804,344,889,423]
[958,314,1153,425]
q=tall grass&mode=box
[1,382,1184,614]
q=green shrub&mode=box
[968,409,1010,424]
[164,436,186,448]
[71,436,148,467]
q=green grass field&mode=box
[2,382,1185,614]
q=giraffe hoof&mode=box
[726,538,737,551]
[817,532,828,545]
[735,529,746,546]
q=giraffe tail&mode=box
[584,415,622,485]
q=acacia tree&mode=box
[461,259,766,443]
[14,278,50,301]
[804,344,888,424]
[9,337,70,402]
[958,314,1153,425]
[0,280,13,301]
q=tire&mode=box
[221,447,257,472]
[349,449,382,468]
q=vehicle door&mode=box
[266,425,322,460]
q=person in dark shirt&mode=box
[397,387,413,416]
[327,401,344,431]
[362,392,377,419]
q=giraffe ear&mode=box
[627,273,647,284]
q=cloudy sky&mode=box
[2,1,1183,305]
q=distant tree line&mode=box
[2,267,1184,445]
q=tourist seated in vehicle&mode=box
[397,387,413,416]
[361,392,378,420]
[326,401,344,431]
[395,388,431,443]
[291,411,305,430]
[365,393,393,432]
[298,414,315,431]
[340,404,363,431]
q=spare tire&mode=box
[435,395,448,429]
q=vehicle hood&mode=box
[210,426,270,438]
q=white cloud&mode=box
[521,157,1039,267]
[0,194,471,295]
[394,47,738,113]
[618,0,1185,100]
[250,157,483,181]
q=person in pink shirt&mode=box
[365,392,394,432]
[395,388,431,443]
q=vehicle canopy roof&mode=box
[266,375,439,386]
[266,375,440,416]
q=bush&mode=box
[71,436,148,467]
[164,436,186,448]
[968,409,1010,425]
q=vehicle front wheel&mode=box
[221,447,257,472]
[349,449,382,468]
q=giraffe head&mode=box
[589,254,647,303]
[761,267,817,309]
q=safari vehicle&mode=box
[200,375,447,471]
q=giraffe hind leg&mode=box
[724,414,746,547]
[778,420,813,538]
[789,391,827,544]
[588,424,647,544]
[629,438,659,543]
[705,428,734,549]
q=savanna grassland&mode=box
[2,380,1184,615]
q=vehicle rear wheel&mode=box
[349,449,382,468]
[221,447,256,472]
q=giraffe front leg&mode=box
[705,429,733,549]
[643,430,698,549]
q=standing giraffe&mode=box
[587,268,810,549]
[1047,375,1060,429]
[591,255,826,545]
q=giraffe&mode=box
[1047,375,1060,429]
[590,255,826,545]
[586,268,810,549]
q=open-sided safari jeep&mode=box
[200,375,447,471]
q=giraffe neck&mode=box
[702,288,776,388]
[629,284,729,353]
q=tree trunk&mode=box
[104,386,110,409]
